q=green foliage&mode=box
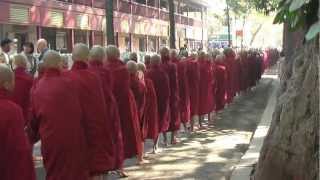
[274,0,319,41]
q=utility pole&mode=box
[106,0,115,45]
[226,2,231,47]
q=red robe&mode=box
[88,60,124,170]
[144,78,159,141]
[172,58,190,124]
[67,61,114,174]
[186,58,200,117]
[214,61,228,112]
[239,57,250,91]
[198,59,215,115]
[11,67,33,125]
[146,64,170,133]
[0,88,35,180]
[234,57,242,94]
[104,59,142,159]
[29,68,89,180]
[129,73,147,140]
[224,56,235,104]
[161,56,180,131]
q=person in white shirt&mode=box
[0,38,12,66]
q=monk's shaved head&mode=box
[169,49,178,59]
[89,45,105,61]
[106,45,120,61]
[137,63,146,72]
[43,50,62,69]
[160,47,169,58]
[126,60,138,74]
[129,52,138,62]
[0,64,14,91]
[37,38,48,53]
[216,54,225,62]
[151,54,161,65]
[12,54,27,69]
[72,43,90,62]
[197,51,207,61]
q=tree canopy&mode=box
[252,0,319,41]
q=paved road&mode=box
[35,77,275,180]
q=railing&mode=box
[67,0,202,26]
[159,10,169,21]
[118,0,131,14]
[132,2,147,17]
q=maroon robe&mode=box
[172,58,191,124]
[214,61,228,112]
[104,58,142,159]
[146,64,170,133]
[11,67,33,125]
[234,57,242,94]
[144,78,159,141]
[224,56,235,104]
[88,60,124,170]
[29,68,89,180]
[0,88,35,180]
[198,59,215,115]
[67,61,114,174]
[130,73,147,139]
[186,58,200,117]
[161,56,180,131]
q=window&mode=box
[74,30,87,44]
[139,37,146,52]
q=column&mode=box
[91,31,95,46]
[37,26,42,39]
[71,29,75,49]
[146,35,149,52]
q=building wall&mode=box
[0,0,208,52]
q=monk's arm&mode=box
[25,97,40,144]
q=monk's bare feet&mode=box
[116,170,128,178]
[199,126,207,130]
[137,159,145,165]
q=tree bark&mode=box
[168,0,176,49]
[106,0,115,45]
[254,34,319,180]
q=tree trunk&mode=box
[168,0,176,49]
[254,34,319,180]
[106,0,115,45]
[249,23,262,46]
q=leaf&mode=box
[305,21,320,41]
[289,0,307,12]
[273,12,284,24]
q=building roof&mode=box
[183,0,209,7]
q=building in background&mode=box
[0,0,208,53]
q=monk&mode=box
[0,65,35,180]
[146,54,170,147]
[185,55,200,131]
[104,45,142,165]
[160,47,180,144]
[11,54,34,125]
[144,55,151,69]
[137,62,159,153]
[88,46,125,176]
[223,48,235,104]
[28,50,89,180]
[170,49,190,132]
[127,60,146,163]
[214,54,228,112]
[197,51,215,128]
[67,44,114,179]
